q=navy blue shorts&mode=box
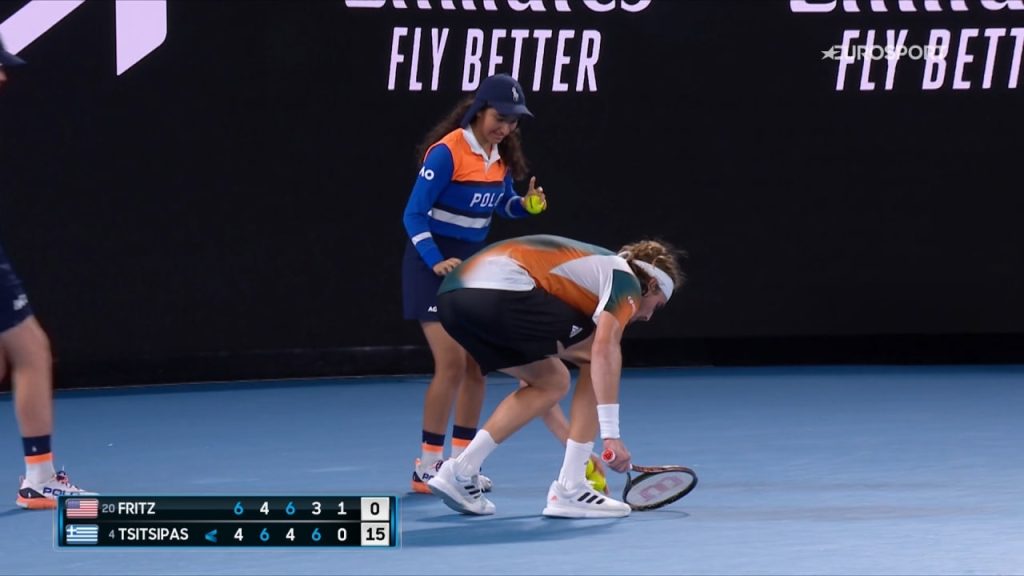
[0,242,33,332]
[402,235,484,321]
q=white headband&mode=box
[631,260,674,301]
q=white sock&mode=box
[557,440,594,491]
[453,430,498,478]
[27,458,57,484]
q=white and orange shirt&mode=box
[439,235,641,326]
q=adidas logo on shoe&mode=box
[542,480,630,519]
[426,460,495,515]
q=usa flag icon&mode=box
[65,524,99,545]
[66,498,99,519]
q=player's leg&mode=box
[530,378,570,443]
[429,287,574,514]
[429,356,570,515]
[483,358,571,442]
[529,368,609,492]
[452,355,489,489]
[543,364,629,518]
[458,286,588,451]
[440,358,570,482]
[412,321,468,493]
[562,363,599,487]
[451,356,484,458]
[3,315,88,509]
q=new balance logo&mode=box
[427,305,437,313]
[569,325,582,338]
[12,294,28,311]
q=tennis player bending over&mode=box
[428,234,684,518]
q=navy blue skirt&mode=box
[0,242,33,332]
[402,235,484,321]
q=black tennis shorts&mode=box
[437,288,595,374]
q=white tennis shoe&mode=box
[426,460,495,515]
[16,470,94,510]
[541,480,631,518]
[477,472,493,493]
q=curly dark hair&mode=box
[617,239,688,297]
[414,96,530,181]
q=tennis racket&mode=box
[602,449,698,511]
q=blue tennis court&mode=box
[2,365,1022,575]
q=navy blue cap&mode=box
[460,74,533,128]
[0,37,26,67]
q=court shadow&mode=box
[0,507,31,518]
[401,513,621,547]
[398,494,448,509]
[629,509,691,521]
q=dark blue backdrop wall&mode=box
[1,0,1022,387]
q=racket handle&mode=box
[601,449,615,463]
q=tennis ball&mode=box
[524,194,546,215]
[585,457,608,494]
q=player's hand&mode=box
[432,257,462,276]
[601,438,631,473]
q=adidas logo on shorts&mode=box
[569,325,582,338]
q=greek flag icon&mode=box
[66,524,99,545]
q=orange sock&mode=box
[26,453,56,484]
[420,442,443,466]
[451,437,471,460]
[451,425,476,459]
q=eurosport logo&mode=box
[822,43,948,61]
[0,0,166,75]
[792,1,1024,92]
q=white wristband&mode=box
[597,403,620,439]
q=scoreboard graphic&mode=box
[57,496,398,547]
